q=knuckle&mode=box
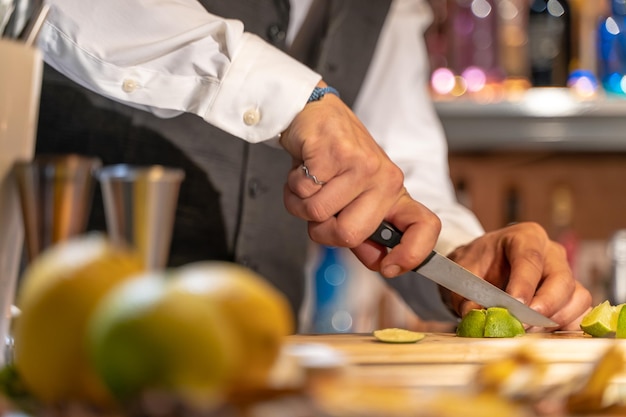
[431,214,443,234]
[304,200,332,223]
[335,228,359,247]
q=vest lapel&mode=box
[289,0,393,107]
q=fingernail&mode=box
[382,265,401,277]
[515,297,527,305]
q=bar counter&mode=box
[282,332,626,416]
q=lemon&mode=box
[456,309,487,338]
[13,234,144,407]
[457,307,525,338]
[580,300,622,337]
[169,262,295,391]
[373,328,425,343]
[88,272,238,406]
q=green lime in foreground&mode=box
[373,328,426,343]
[457,307,525,338]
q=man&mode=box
[35,0,590,330]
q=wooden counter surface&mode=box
[285,332,626,391]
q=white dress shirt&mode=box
[39,0,484,256]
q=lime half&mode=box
[456,309,487,338]
[373,328,425,343]
[483,307,525,338]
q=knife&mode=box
[368,221,558,327]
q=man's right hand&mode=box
[279,85,442,278]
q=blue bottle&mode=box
[311,245,351,333]
[598,0,626,96]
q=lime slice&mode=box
[373,328,425,343]
[456,309,487,338]
[580,300,616,337]
[483,307,525,338]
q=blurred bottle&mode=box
[448,0,503,82]
[425,0,451,73]
[503,185,520,226]
[598,0,626,96]
[528,0,572,86]
[497,0,529,79]
[610,230,626,305]
[311,245,353,333]
[550,185,578,274]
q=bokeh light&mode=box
[471,0,492,19]
[567,70,599,98]
[431,67,457,95]
[462,66,487,92]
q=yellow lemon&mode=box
[13,234,144,407]
[170,261,295,391]
[87,272,238,406]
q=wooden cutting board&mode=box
[285,332,626,390]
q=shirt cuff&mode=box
[203,33,321,143]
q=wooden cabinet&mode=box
[448,151,626,240]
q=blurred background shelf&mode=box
[436,88,626,152]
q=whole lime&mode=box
[88,272,238,406]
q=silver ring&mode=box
[300,164,326,185]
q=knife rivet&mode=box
[381,229,392,241]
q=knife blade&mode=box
[369,221,558,327]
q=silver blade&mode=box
[416,251,558,327]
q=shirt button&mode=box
[248,178,267,198]
[243,109,261,126]
[267,24,286,44]
[122,78,139,93]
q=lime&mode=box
[483,307,525,338]
[13,234,144,407]
[89,261,295,404]
[616,305,626,339]
[456,309,487,338]
[373,328,425,343]
[88,272,238,406]
[457,307,525,338]
[580,300,618,337]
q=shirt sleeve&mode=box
[352,0,485,321]
[38,0,321,143]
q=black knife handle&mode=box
[368,221,402,248]
[368,221,436,270]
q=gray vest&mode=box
[36,0,392,318]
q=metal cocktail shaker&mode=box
[13,154,102,261]
[97,164,184,270]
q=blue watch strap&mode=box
[307,86,340,103]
